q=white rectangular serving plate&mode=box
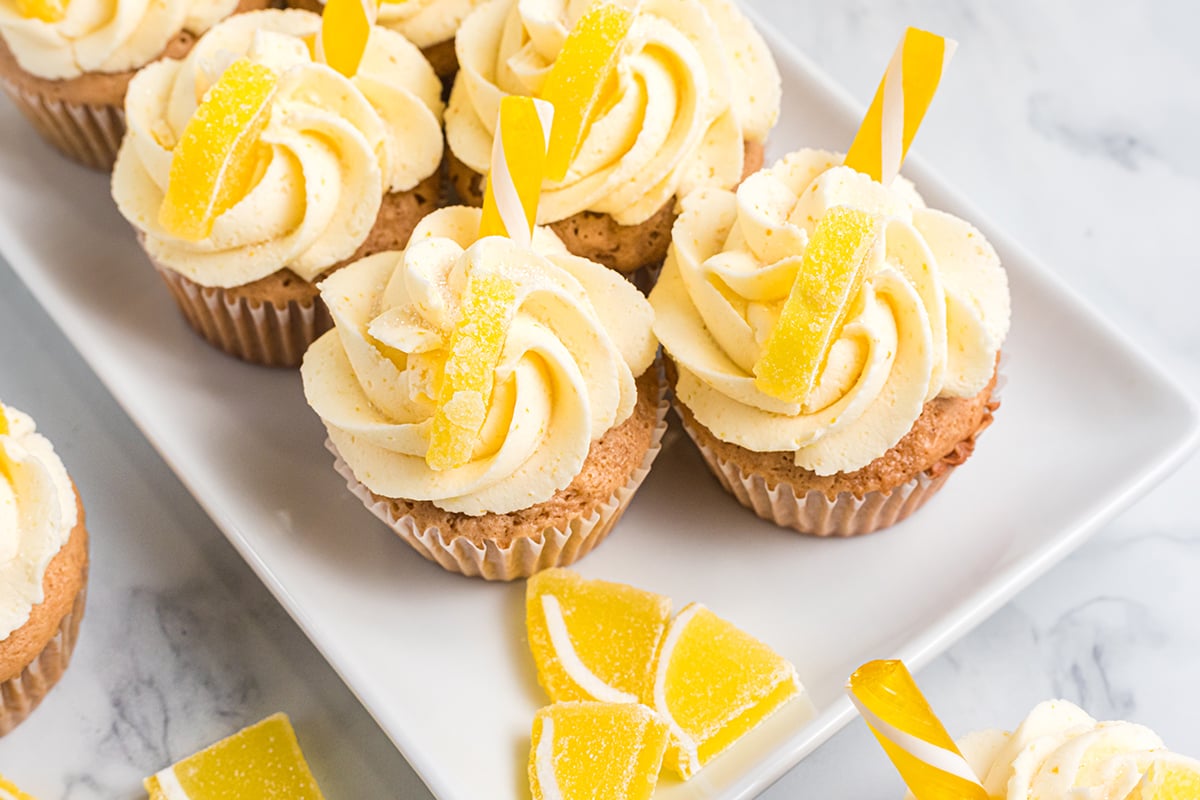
[2,16,1197,800]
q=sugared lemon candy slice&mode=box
[753,205,882,403]
[144,713,325,799]
[426,270,519,470]
[652,603,801,778]
[158,58,277,242]
[15,0,65,22]
[1125,756,1200,800]
[527,568,672,705]
[529,702,668,800]
[538,0,635,181]
[317,0,378,77]
[0,773,37,800]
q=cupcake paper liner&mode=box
[153,264,331,368]
[328,373,669,580]
[1,77,123,170]
[676,369,1005,538]
[0,578,87,736]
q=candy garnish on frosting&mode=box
[537,0,635,182]
[0,405,11,482]
[753,206,882,404]
[848,659,987,800]
[158,58,278,242]
[478,95,554,244]
[15,0,65,22]
[426,270,519,471]
[844,28,956,185]
[315,0,380,77]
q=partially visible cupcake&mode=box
[301,206,665,579]
[650,149,1010,536]
[112,9,445,366]
[445,0,780,282]
[0,0,270,169]
[285,0,483,83]
[0,402,88,735]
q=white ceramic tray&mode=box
[1,16,1197,800]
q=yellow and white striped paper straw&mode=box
[844,27,957,185]
[848,660,987,800]
[478,95,555,246]
[315,0,380,77]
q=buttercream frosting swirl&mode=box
[904,700,1200,800]
[0,404,77,640]
[301,206,657,515]
[0,0,238,80]
[650,149,1010,475]
[445,0,780,225]
[111,9,445,288]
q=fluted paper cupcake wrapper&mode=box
[0,579,87,735]
[328,376,669,580]
[1,77,123,170]
[153,264,330,368]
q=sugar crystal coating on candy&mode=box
[527,568,672,705]
[538,0,635,181]
[652,603,801,778]
[143,713,325,799]
[753,205,881,403]
[426,270,519,470]
[158,58,277,242]
[529,701,668,800]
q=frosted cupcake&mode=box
[286,0,484,82]
[0,402,88,735]
[445,0,780,281]
[112,9,445,366]
[301,206,664,579]
[650,150,1010,536]
[0,0,269,169]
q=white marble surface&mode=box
[1,0,1198,797]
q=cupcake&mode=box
[650,149,1010,536]
[445,0,780,282]
[301,205,664,580]
[0,402,88,735]
[0,0,270,169]
[285,0,483,84]
[111,9,446,367]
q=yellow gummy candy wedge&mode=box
[848,660,986,800]
[527,568,672,705]
[144,713,325,800]
[426,270,519,471]
[0,773,37,800]
[529,701,668,800]
[652,603,801,778]
[317,0,378,77]
[158,58,277,242]
[1125,757,1200,800]
[538,0,634,181]
[845,27,955,184]
[478,96,553,242]
[16,0,65,22]
[753,206,881,403]
[0,405,8,436]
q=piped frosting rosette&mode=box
[302,206,664,577]
[0,0,239,80]
[446,0,780,226]
[376,0,484,50]
[651,148,1010,477]
[112,9,445,289]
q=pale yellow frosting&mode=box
[650,149,1010,475]
[0,0,238,80]
[904,700,1200,800]
[111,10,444,288]
[445,0,780,225]
[301,206,657,515]
[300,0,484,50]
[0,404,77,640]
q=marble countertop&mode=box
[1,0,1198,797]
